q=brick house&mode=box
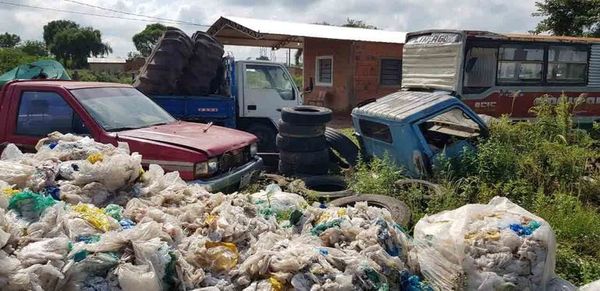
[208,16,406,112]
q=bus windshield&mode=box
[403,32,464,92]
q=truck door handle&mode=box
[247,105,257,110]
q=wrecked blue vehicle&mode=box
[352,91,489,177]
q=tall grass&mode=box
[347,95,600,285]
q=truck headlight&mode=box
[195,157,219,177]
[250,143,258,157]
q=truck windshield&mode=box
[70,87,176,131]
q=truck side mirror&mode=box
[304,77,314,93]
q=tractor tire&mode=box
[329,194,411,226]
[278,161,329,176]
[279,149,329,165]
[276,134,327,152]
[134,27,192,95]
[281,106,332,125]
[245,123,277,153]
[325,127,359,167]
[178,31,224,95]
[209,61,226,95]
[277,120,325,138]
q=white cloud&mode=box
[0,0,542,60]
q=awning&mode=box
[208,16,406,49]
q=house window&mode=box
[497,45,544,84]
[316,56,333,86]
[380,59,402,86]
[359,119,393,143]
[547,46,588,84]
[16,91,88,136]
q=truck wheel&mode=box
[245,123,276,152]
[178,31,224,95]
[276,134,327,152]
[325,127,359,166]
[288,175,352,199]
[281,106,332,125]
[329,194,411,226]
[394,179,443,199]
[277,120,325,138]
[279,149,329,164]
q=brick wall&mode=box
[303,38,404,112]
[353,42,404,105]
[303,38,353,112]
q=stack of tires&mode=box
[277,106,332,176]
[133,29,226,96]
[133,27,193,95]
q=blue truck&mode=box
[148,57,303,152]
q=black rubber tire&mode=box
[134,27,192,95]
[278,161,329,176]
[279,149,329,165]
[245,123,277,153]
[325,127,359,167]
[278,120,325,138]
[281,106,332,125]
[290,176,352,199]
[276,134,327,152]
[209,61,226,95]
[329,194,411,226]
[178,31,224,95]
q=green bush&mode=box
[70,69,133,84]
[0,48,50,73]
[345,95,600,284]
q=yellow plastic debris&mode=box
[268,276,284,291]
[2,187,20,197]
[86,153,104,164]
[72,203,111,232]
[205,214,217,224]
[337,208,347,217]
[317,212,331,224]
[205,241,239,272]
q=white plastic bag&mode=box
[0,160,34,188]
[116,263,161,291]
[413,196,560,290]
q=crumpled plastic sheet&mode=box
[412,196,575,291]
[0,132,584,291]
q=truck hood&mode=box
[117,121,256,157]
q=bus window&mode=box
[547,46,588,84]
[498,46,544,83]
[464,47,497,88]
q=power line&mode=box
[0,1,209,27]
[63,0,210,27]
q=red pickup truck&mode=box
[0,80,263,192]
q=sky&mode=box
[0,0,541,61]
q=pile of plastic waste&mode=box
[0,133,429,291]
[411,196,576,291]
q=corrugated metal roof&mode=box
[352,91,457,122]
[87,58,126,64]
[208,16,406,48]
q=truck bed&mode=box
[151,95,236,128]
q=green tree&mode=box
[18,40,48,56]
[0,32,21,48]
[532,0,600,37]
[132,23,167,57]
[43,20,78,45]
[342,18,378,29]
[43,20,112,68]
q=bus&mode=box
[402,30,600,123]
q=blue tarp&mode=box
[0,60,70,87]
